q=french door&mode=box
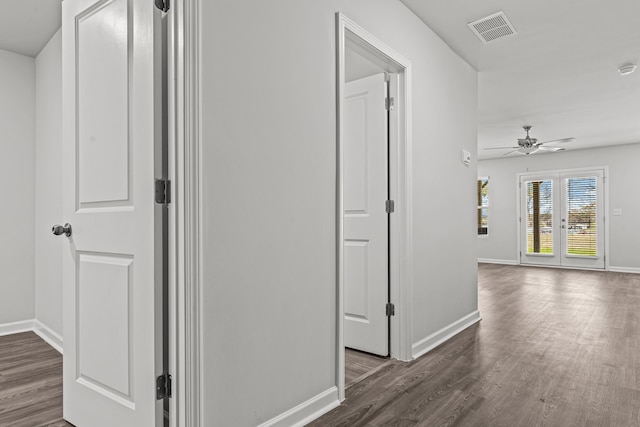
[520,169,605,269]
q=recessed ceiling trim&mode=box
[468,12,517,44]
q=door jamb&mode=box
[336,12,414,401]
[168,0,202,425]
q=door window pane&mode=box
[477,177,488,235]
[566,177,597,256]
[526,180,553,253]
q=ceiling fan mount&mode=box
[485,125,575,156]
[518,125,537,147]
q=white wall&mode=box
[35,29,63,337]
[0,49,35,325]
[199,1,478,425]
[478,143,640,271]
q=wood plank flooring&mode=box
[310,264,640,426]
[0,332,72,427]
[345,349,391,387]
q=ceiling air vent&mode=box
[468,12,517,44]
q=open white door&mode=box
[343,73,389,356]
[61,0,163,425]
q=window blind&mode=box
[526,180,553,253]
[565,177,597,256]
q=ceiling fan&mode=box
[486,126,576,155]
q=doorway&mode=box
[519,168,606,269]
[336,12,414,402]
[343,68,390,357]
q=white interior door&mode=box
[62,0,163,425]
[520,169,605,269]
[343,73,389,356]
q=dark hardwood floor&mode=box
[311,264,640,426]
[345,349,391,388]
[4,265,640,426]
[0,332,72,427]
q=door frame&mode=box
[168,0,202,425]
[336,12,414,401]
[516,166,610,270]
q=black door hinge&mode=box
[386,302,395,317]
[155,179,171,204]
[385,200,395,214]
[156,373,172,399]
[155,0,170,12]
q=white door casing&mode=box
[62,0,163,425]
[343,73,388,356]
[520,169,605,269]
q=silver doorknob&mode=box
[52,223,72,237]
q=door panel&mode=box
[343,73,388,356]
[520,170,604,269]
[521,176,560,266]
[77,0,130,206]
[77,252,133,405]
[62,0,162,425]
[561,171,604,268]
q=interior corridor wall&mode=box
[35,29,63,339]
[0,49,35,325]
[199,0,478,425]
[478,143,640,271]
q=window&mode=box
[477,177,488,235]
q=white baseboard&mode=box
[478,258,518,265]
[609,266,640,274]
[412,311,481,360]
[257,386,340,427]
[0,319,35,337]
[0,319,63,354]
[33,320,63,354]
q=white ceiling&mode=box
[0,0,61,58]
[400,0,640,159]
[2,1,638,159]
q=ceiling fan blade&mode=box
[502,149,521,156]
[538,137,576,145]
[485,146,520,150]
[537,146,566,152]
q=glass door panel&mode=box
[526,179,554,254]
[520,176,560,266]
[561,171,604,268]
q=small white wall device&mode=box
[461,149,471,166]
